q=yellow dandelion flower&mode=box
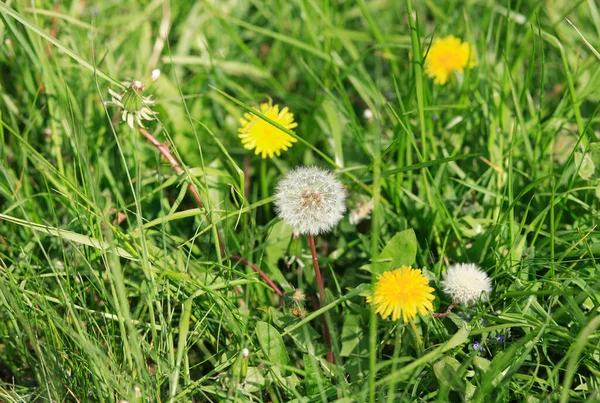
[424,35,476,85]
[238,103,298,159]
[367,266,435,323]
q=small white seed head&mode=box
[441,263,492,305]
[349,199,374,225]
[274,166,346,235]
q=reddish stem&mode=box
[230,255,283,297]
[433,302,457,318]
[137,127,282,297]
[308,234,334,364]
[138,127,225,258]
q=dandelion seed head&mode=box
[274,166,346,235]
[349,199,374,225]
[441,263,492,305]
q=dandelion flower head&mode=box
[425,35,476,85]
[367,266,435,323]
[238,103,298,159]
[274,166,346,235]
[441,263,492,305]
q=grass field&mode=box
[2,0,600,401]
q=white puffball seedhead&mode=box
[441,263,492,305]
[274,166,346,235]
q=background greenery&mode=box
[1,0,600,401]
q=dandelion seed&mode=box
[106,80,157,129]
[274,166,346,235]
[238,103,298,159]
[367,266,435,323]
[424,35,476,85]
[441,263,492,305]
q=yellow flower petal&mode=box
[424,35,476,85]
[367,266,435,323]
[238,103,298,159]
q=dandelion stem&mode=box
[408,319,423,351]
[230,255,283,297]
[432,302,456,318]
[260,158,270,220]
[138,127,207,211]
[138,127,283,297]
[308,234,333,363]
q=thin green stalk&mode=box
[308,234,333,363]
[260,158,271,220]
[386,326,404,403]
[409,319,423,355]
[368,112,382,403]
[405,0,429,159]
[170,298,193,401]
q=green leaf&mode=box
[282,372,301,390]
[321,99,345,167]
[574,151,595,180]
[589,142,600,168]
[433,356,465,392]
[473,356,491,372]
[371,229,417,275]
[256,321,290,370]
[268,307,323,355]
[340,314,362,357]
[303,354,322,396]
[265,221,293,287]
[442,325,471,352]
[239,367,266,393]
